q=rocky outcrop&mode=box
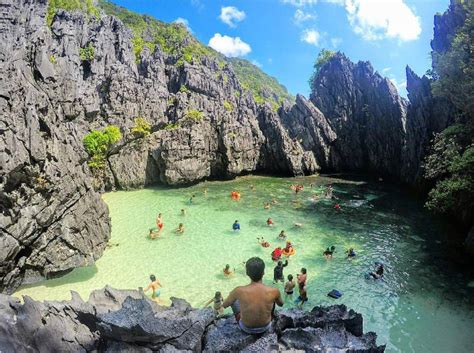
[0,286,385,352]
[309,53,408,178]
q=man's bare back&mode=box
[223,282,283,327]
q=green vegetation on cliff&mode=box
[131,117,151,137]
[97,1,292,108]
[83,125,122,170]
[47,0,99,27]
[308,49,336,91]
[424,1,474,226]
[227,58,294,107]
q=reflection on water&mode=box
[14,175,474,353]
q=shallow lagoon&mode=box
[14,175,474,353]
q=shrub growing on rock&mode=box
[163,123,181,130]
[83,125,122,170]
[185,109,204,122]
[223,100,233,112]
[131,117,151,137]
[47,0,99,27]
[79,43,95,62]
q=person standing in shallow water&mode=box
[144,274,162,301]
[156,213,164,235]
[223,257,284,334]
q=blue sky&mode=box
[108,0,450,98]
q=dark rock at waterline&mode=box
[0,287,385,352]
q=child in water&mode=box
[284,274,296,299]
[176,223,185,234]
[204,291,224,314]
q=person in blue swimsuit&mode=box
[233,220,241,231]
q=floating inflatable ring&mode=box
[282,248,296,257]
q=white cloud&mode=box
[331,37,342,48]
[390,77,407,91]
[251,60,262,68]
[219,6,246,27]
[344,0,421,41]
[174,17,192,32]
[208,33,251,57]
[301,29,321,46]
[294,9,316,25]
[281,0,318,7]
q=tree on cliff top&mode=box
[308,49,336,92]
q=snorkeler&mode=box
[144,274,162,300]
[267,218,274,226]
[223,264,234,277]
[278,230,286,240]
[233,220,241,231]
[204,291,224,314]
[176,223,185,234]
[323,246,336,258]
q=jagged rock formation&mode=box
[0,286,385,352]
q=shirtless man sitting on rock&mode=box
[222,257,284,334]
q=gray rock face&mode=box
[309,53,408,178]
[0,287,384,352]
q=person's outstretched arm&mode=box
[222,288,238,308]
[274,289,284,307]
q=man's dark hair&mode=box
[277,261,282,266]
[301,268,307,274]
[150,274,156,281]
[246,257,265,282]
[288,274,293,281]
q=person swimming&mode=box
[368,262,384,279]
[233,220,241,231]
[347,248,356,258]
[266,218,274,226]
[177,223,185,234]
[334,203,341,210]
[271,198,278,204]
[264,202,270,209]
[278,230,286,240]
[189,195,196,204]
[257,237,270,248]
[323,246,336,258]
[144,274,162,300]
[181,209,186,216]
[223,264,234,277]
[204,291,224,314]
[149,228,160,239]
[293,222,303,228]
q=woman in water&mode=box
[204,291,224,314]
[232,220,241,231]
[156,213,164,235]
[176,223,185,234]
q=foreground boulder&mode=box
[0,287,385,352]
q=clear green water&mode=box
[14,175,474,353]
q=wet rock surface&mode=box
[0,287,385,352]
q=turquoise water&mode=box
[14,175,474,353]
